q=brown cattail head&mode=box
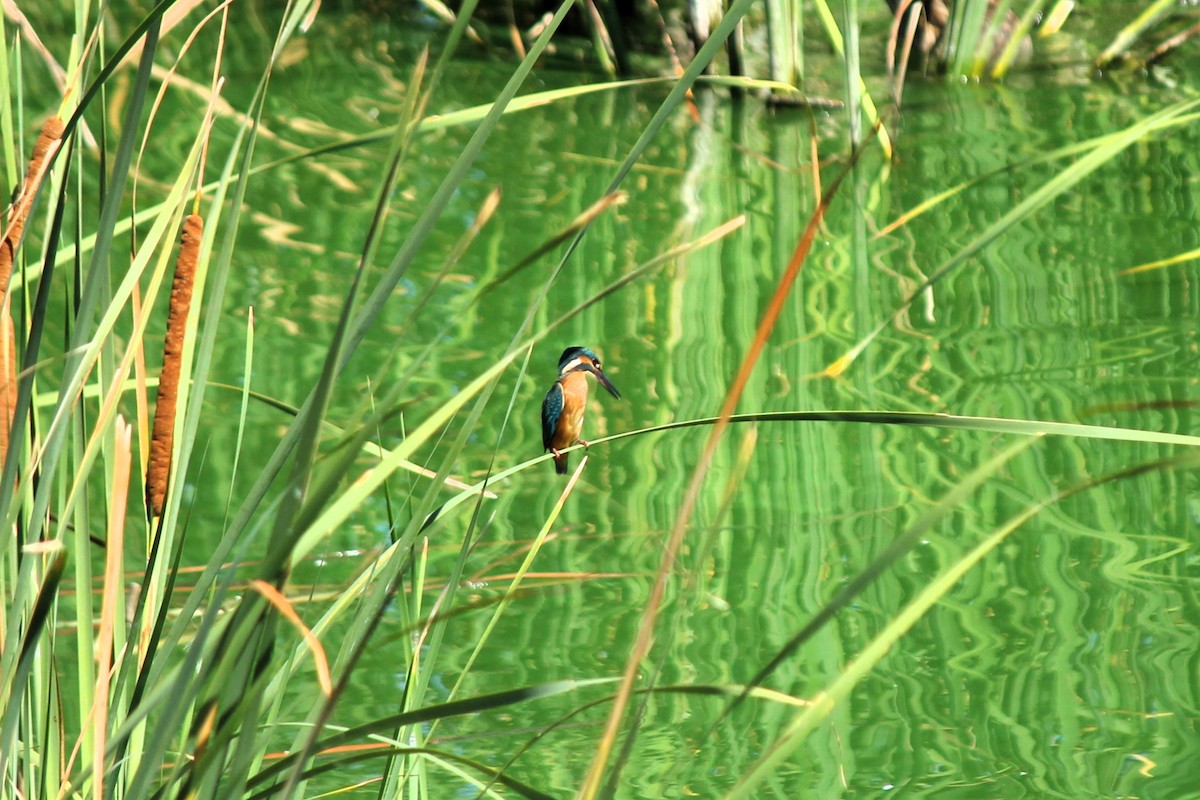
[0,116,65,296]
[146,214,203,517]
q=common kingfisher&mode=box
[541,346,621,474]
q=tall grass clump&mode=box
[0,1,755,797]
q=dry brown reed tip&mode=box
[146,213,203,517]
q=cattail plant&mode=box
[0,116,64,285]
[145,213,202,517]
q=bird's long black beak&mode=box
[589,365,621,399]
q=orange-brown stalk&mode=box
[0,116,65,470]
[0,310,16,472]
[145,214,202,517]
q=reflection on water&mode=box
[150,8,1200,797]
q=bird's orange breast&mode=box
[550,370,590,449]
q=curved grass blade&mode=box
[247,678,617,790]
[580,121,871,797]
[605,409,1200,448]
[475,682,811,800]
[876,109,1200,237]
[258,746,553,800]
[721,435,1040,727]
[1096,0,1175,68]
[424,407,1200,542]
[250,745,552,800]
[1118,245,1200,276]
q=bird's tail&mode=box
[554,452,569,475]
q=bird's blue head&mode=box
[556,346,620,399]
[558,346,599,372]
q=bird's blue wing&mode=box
[542,383,563,450]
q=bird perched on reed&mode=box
[541,346,620,474]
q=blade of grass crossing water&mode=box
[254,50,441,798]
[878,110,1200,236]
[261,50,431,582]
[1096,0,1175,68]
[442,458,588,711]
[248,678,619,791]
[580,128,865,797]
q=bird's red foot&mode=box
[579,439,590,449]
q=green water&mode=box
[38,4,1200,798]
